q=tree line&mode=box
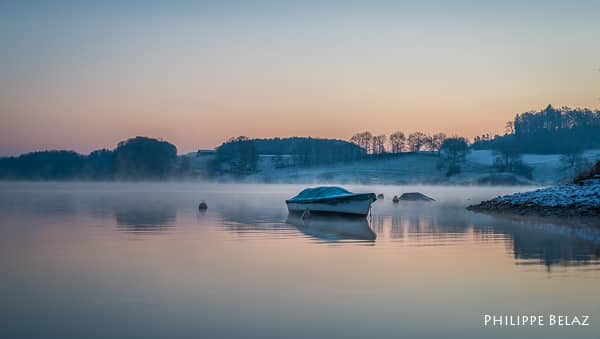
[213,134,474,177]
[471,104,600,178]
[473,104,600,154]
[213,136,365,174]
[349,131,471,176]
[349,131,448,154]
[0,137,180,180]
[5,104,598,181]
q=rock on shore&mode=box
[467,184,600,217]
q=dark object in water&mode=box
[398,192,435,201]
[392,195,400,203]
[198,200,208,210]
[377,193,384,199]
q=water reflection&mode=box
[1,182,599,268]
[286,214,376,243]
[370,211,600,268]
[214,200,295,237]
[114,203,176,232]
[1,183,599,339]
[216,200,288,225]
[208,196,600,267]
[370,206,473,242]
[473,218,600,268]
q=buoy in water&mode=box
[377,193,384,199]
[198,200,208,210]
[392,195,400,203]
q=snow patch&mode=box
[497,184,600,208]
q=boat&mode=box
[286,214,376,242]
[285,186,376,217]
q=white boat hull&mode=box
[286,198,373,216]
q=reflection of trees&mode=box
[0,191,79,218]
[215,199,292,236]
[115,205,177,231]
[114,202,176,232]
[473,220,600,268]
[1,187,181,233]
[372,207,472,240]
[372,206,600,268]
[373,215,385,234]
[391,215,403,239]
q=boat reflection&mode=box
[114,203,176,233]
[286,214,376,242]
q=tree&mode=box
[430,133,447,153]
[389,131,406,153]
[215,136,258,174]
[176,155,192,176]
[505,121,514,135]
[439,137,469,176]
[84,149,114,179]
[559,141,589,179]
[407,132,429,152]
[113,136,178,179]
[0,150,85,180]
[440,137,469,163]
[350,131,373,153]
[492,137,532,179]
[372,135,386,154]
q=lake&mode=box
[1,182,599,339]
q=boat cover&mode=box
[287,186,375,203]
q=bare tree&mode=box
[372,134,386,154]
[430,133,447,153]
[505,121,515,135]
[350,131,373,153]
[389,132,406,153]
[407,132,429,152]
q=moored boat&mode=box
[286,186,376,216]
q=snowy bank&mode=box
[467,183,600,217]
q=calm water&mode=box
[1,182,599,339]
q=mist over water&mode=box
[1,182,599,338]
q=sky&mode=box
[1,0,599,156]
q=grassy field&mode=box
[195,149,600,185]
[247,153,512,185]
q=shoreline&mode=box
[468,184,600,218]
